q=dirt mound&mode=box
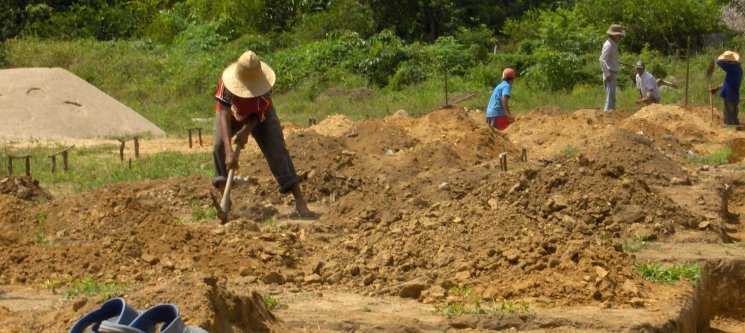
[506,108,633,159]
[0,67,165,140]
[1,101,740,329]
[309,114,355,137]
[10,273,282,333]
[620,104,718,146]
[0,176,51,202]
[583,129,690,185]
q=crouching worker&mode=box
[634,61,661,105]
[486,68,516,131]
[212,50,317,219]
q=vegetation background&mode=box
[1,0,745,133]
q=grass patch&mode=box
[622,233,651,253]
[0,145,212,195]
[634,262,702,286]
[190,199,217,222]
[560,145,582,158]
[434,286,529,318]
[262,295,288,310]
[62,277,128,300]
[687,146,732,165]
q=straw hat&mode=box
[718,50,740,63]
[221,51,276,98]
[606,24,626,36]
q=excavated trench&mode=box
[663,179,745,333]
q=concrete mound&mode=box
[0,67,165,140]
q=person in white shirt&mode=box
[599,24,625,112]
[634,61,661,104]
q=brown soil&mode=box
[1,104,744,332]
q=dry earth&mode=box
[1,103,745,332]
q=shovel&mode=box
[706,60,716,123]
[211,121,256,223]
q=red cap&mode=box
[502,68,516,80]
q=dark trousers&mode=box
[724,100,741,126]
[212,107,303,193]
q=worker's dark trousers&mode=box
[212,107,303,193]
[723,100,741,126]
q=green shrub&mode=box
[635,262,702,286]
[284,0,375,43]
[263,295,288,310]
[358,30,409,87]
[561,145,582,158]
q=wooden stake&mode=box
[134,136,140,159]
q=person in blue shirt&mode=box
[486,68,516,131]
[710,51,742,126]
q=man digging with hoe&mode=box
[210,50,318,223]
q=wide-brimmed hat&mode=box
[221,51,276,98]
[718,50,740,63]
[606,24,626,36]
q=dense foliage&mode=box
[1,0,743,130]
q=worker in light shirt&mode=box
[599,24,625,112]
[634,61,661,104]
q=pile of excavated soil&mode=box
[1,273,282,332]
[0,68,165,140]
[0,104,736,331]
[0,176,51,202]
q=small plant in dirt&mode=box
[634,262,702,286]
[434,286,530,317]
[262,295,288,310]
[31,230,53,246]
[727,241,745,249]
[190,200,217,222]
[495,299,530,313]
[434,286,488,317]
[42,274,72,293]
[36,210,48,226]
[686,147,732,165]
[622,233,651,253]
[560,145,581,158]
[63,277,128,300]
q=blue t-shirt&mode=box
[486,80,512,117]
[718,60,743,102]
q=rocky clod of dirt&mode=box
[0,176,52,202]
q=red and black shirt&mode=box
[214,79,273,123]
